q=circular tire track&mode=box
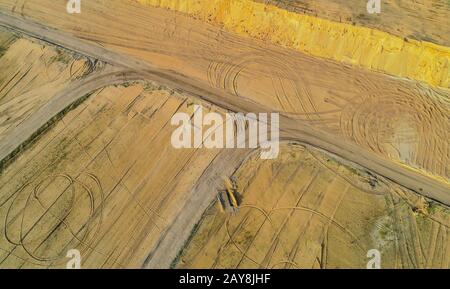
[340,86,450,178]
[207,52,317,116]
[2,173,104,265]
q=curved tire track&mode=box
[0,12,449,269]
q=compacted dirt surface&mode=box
[0,0,448,268]
[177,143,450,269]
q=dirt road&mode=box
[0,4,449,268]
[0,12,448,203]
[0,0,450,174]
[0,68,141,165]
[1,2,449,178]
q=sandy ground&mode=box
[0,67,146,167]
[0,82,226,268]
[257,0,450,46]
[0,27,93,142]
[0,0,448,269]
[0,15,447,203]
[138,0,450,88]
[0,2,448,183]
[177,143,450,268]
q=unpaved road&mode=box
[0,9,449,268]
[1,1,449,177]
[0,11,448,204]
[143,148,252,268]
[0,68,142,164]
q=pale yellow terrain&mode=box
[0,28,93,142]
[139,0,450,88]
[0,0,448,181]
[257,0,450,47]
[0,0,448,269]
[177,143,450,268]
[0,82,225,268]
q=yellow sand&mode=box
[177,144,450,268]
[139,0,450,88]
[0,36,89,140]
[0,82,225,268]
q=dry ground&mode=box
[0,0,448,180]
[176,143,450,268]
[0,27,96,142]
[0,0,448,269]
[257,0,450,46]
[0,81,226,268]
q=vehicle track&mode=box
[0,12,447,203]
[0,12,449,268]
